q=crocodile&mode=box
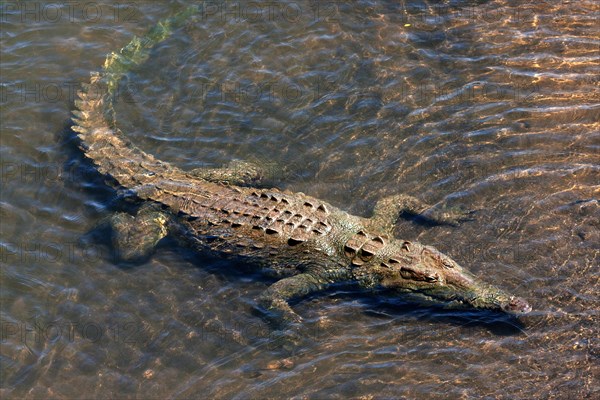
[71,7,531,325]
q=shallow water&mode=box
[1,1,598,398]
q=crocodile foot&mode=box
[264,325,309,354]
[109,204,169,262]
[255,270,338,329]
[257,295,304,328]
[418,205,478,227]
[366,193,477,232]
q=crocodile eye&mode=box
[442,260,454,269]
[400,267,423,281]
[400,266,440,283]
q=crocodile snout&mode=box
[501,296,532,314]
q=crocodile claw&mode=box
[420,206,478,226]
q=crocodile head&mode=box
[379,243,531,315]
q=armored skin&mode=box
[71,7,531,324]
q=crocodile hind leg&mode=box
[365,194,476,233]
[189,159,269,186]
[110,203,169,262]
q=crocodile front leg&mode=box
[110,204,169,262]
[366,194,475,233]
[258,268,348,325]
[189,159,267,186]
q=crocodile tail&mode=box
[71,7,197,188]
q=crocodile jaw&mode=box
[379,244,531,315]
[414,271,532,315]
[389,280,532,315]
[442,267,532,314]
[500,296,532,314]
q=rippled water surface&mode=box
[1,1,598,398]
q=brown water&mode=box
[1,1,598,399]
